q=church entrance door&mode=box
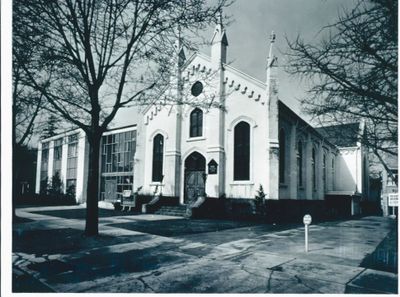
[184,152,206,204]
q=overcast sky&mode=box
[209,0,356,116]
[114,0,356,127]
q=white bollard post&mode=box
[305,224,309,252]
[303,214,312,253]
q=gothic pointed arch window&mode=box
[234,121,250,180]
[279,128,285,183]
[152,134,164,182]
[331,157,335,189]
[190,108,203,137]
[312,147,316,191]
[323,153,327,192]
[297,140,303,187]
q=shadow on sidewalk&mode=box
[359,221,398,273]
[31,208,138,219]
[13,268,54,293]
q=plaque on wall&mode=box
[208,159,218,174]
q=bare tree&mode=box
[13,0,52,219]
[14,0,229,235]
[286,0,397,177]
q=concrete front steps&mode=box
[153,205,187,217]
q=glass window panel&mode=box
[279,129,285,183]
[152,134,164,182]
[234,122,250,181]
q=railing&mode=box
[141,195,161,213]
[187,196,206,218]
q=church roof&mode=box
[315,123,361,148]
[278,101,338,150]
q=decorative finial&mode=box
[270,31,276,43]
[217,8,223,27]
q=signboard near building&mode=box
[388,193,398,207]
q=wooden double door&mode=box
[184,152,206,204]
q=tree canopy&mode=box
[286,0,397,170]
[13,0,229,235]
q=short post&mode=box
[303,214,312,253]
[305,224,309,252]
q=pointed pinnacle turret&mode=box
[174,25,186,67]
[210,8,228,46]
[210,8,228,67]
[217,8,223,28]
[267,30,277,69]
[270,31,276,43]
[266,30,278,93]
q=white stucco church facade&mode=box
[35,20,371,219]
[134,21,369,207]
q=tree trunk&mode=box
[12,104,17,222]
[85,132,101,236]
[12,146,18,222]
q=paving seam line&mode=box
[269,257,297,270]
[266,258,375,287]
[344,268,367,288]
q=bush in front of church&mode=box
[254,184,266,217]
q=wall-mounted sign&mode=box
[208,159,218,175]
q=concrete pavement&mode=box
[12,205,398,293]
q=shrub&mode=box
[48,172,63,197]
[255,184,266,217]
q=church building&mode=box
[35,20,370,220]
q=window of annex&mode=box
[152,133,164,182]
[53,138,63,176]
[101,130,136,173]
[40,142,49,192]
[66,134,79,196]
[189,108,203,138]
[100,130,136,201]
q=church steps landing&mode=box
[153,205,187,217]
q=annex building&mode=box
[35,21,373,221]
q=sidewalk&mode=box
[12,205,398,293]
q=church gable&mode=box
[143,53,216,126]
[142,49,268,127]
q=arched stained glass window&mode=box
[152,134,164,182]
[190,108,203,137]
[234,121,250,181]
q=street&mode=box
[13,205,398,293]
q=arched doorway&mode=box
[184,152,206,204]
